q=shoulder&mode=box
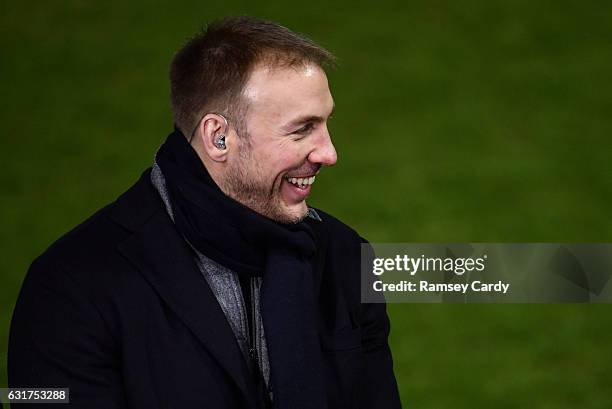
[307,207,368,286]
[39,203,126,269]
[27,169,161,290]
[308,207,367,245]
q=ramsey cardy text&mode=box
[373,280,511,294]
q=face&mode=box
[219,62,337,224]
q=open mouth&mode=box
[284,175,316,189]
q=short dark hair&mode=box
[169,16,336,138]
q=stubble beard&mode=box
[218,142,307,225]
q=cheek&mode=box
[249,140,310,181]
[264,146,307,173]
[282,141,311,163]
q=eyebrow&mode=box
[281,105,335,132]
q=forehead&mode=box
[242,62,334,125]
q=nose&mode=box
[308,127,337,166]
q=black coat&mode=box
[9,169,402,409]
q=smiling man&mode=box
[9,17,401,409]
[194,60,337,224]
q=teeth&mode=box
[286,175,317,186]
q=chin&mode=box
[274,202,308,224]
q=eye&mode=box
[294,122,315,137]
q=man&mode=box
[9,16,401,409]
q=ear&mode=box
[191,113,230,163]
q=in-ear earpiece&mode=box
[214,135,226,150]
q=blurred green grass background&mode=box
[2,1,612,407]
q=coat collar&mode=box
[110,169,256,406]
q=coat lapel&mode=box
[305,211,328,302]
[112,170,255,406]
